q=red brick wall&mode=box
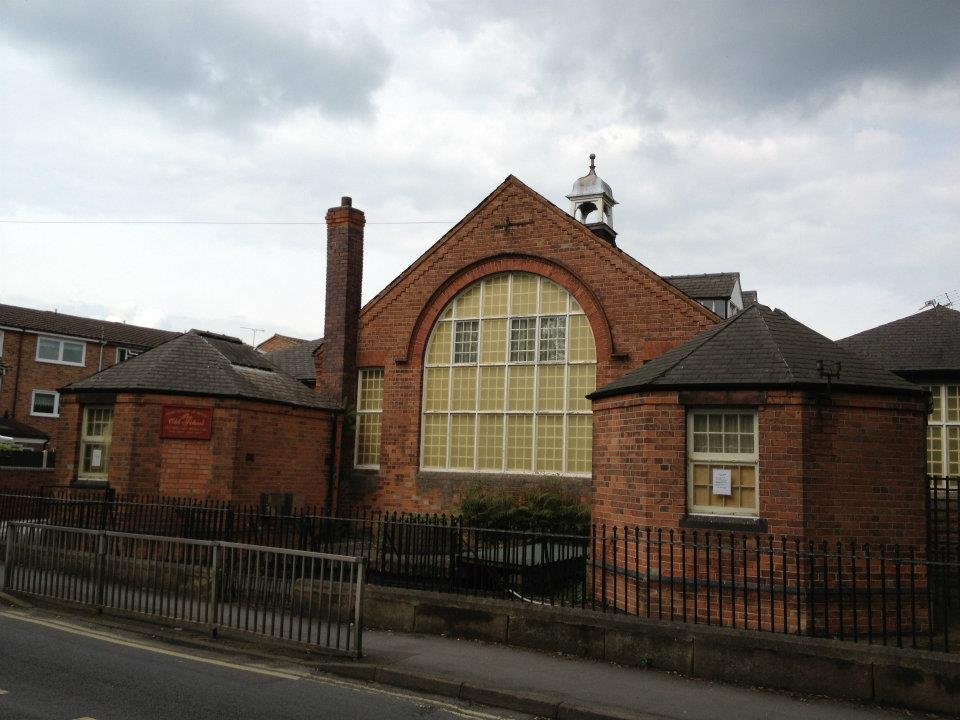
[0,466,55,492]
[346,177,717,512]
[801,392,927,548]
[55,392,335,506]
[256,335,303,353]
[591,388,926,546]
[0,330,151,449]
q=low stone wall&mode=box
[364,585,960,716]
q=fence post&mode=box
[209,543,220,638]
[3,522,16,590]
[354,557,366,658]
[95,531,107,611]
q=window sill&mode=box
[72,478,109,488]
[680,515,767,534]
[30,412,59,418]
[35,358,85,367]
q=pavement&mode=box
[0,591,947,720]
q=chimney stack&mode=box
[319,196,365,407]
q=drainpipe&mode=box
[10,329,25,416]
[98,328,106,371]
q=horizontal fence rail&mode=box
[0,485,957,655]
[1,522,365,657]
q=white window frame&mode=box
[354,368,384,469]
[30,389,60,417]
[420,273,595,477]
[35,335,86,367]
[686,409,759,518]
[79,405,113,482]
[115,347,141,364]
[925,384,959,479]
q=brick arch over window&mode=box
[405,255,615,367]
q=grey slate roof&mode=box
[66,330,334,410]
[265,339,322,384]
[591,304,921,400]
[837,305,960,374]
[0,303,178,349]
[663,273,739,300]
[0,416,48,441]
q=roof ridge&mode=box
[755,308,796,383]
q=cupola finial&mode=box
[566,154,618,244]
[589,153,596,172]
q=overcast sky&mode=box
[2,0,958,344]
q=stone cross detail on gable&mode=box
[493,216,533,232]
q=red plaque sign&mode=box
[160,406,213,440]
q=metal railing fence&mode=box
[0,488,957,654]
[1,522,365,657]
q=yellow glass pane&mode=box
[567,364,596,412]
[566,415,592,474]
[478,366,505,411]
[536,365,565,412]
[455,283,482,319]
[568,315,596,362]
[693,464,709,484]
[477,415,504,470]
[480,318,507,364]
[928,385,943,423]
[357,369,384,412]
[693,486,710,506]
[450,414,476,469]
[450,366,477,411]
[927,426,944,476]
[569,295,584,315]
[506,415,533,471]
[510,274,538,315]
[536,415,564,472]
[739,465,756,488]
[356,414,382,466]
[482,275,509,316]
[947,385,960,423]
[423,367,450,412]
[539,279,567,315]
[427,322,452,365]
[948,427,959,477]
[422,415,448,468]
[440,305,453,320]
[507,366,535,411]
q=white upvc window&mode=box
[79,405,113,481]
[31,390,60,417]
[116,347,141,363]
[36,335,86,366]
[687,410,759,517]
[925,384,960,478]
[355,369,384,468]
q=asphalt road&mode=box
[0,612,524,720]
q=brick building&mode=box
[589,303,927,546]
[54,329,337,507]
[838,304,960,479]
[0,304,177,448]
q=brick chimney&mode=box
[319,196,365,407]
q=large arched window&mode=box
[421,272,597,476]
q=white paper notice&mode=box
[91,448,103,468]
[712,468,732,496]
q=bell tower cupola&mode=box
[566,153,618,244]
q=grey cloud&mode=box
[1,1,390,126]
[430,0,960,115]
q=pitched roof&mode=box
[837,305,960,374]
[591,304,920,400]
[264,339,323,384]
[0,303,177,349]
[663,273,740,299]
[0,416,48,441]
[255,333,308,352]
[66,330,334,410]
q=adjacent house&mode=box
[0,304,178,449]
[838,304,960,479]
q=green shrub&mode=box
[457,483,590,534]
